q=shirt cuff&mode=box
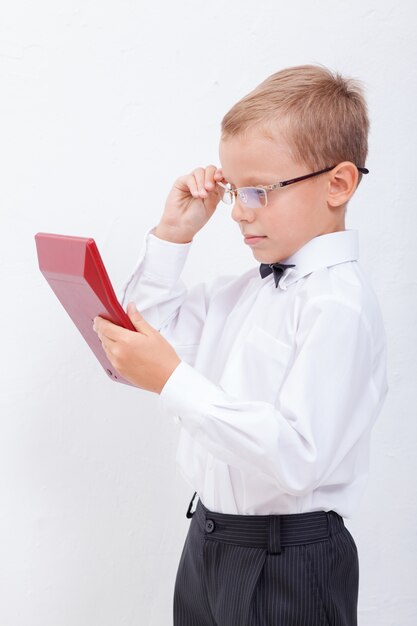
[158,360,224,435]
[140,227,193,285]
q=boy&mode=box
[93,64,389,625]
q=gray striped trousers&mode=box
[173,492,359,625]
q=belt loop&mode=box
[268,515,282,554]
[186,491,198,518]
[326,510,334,537]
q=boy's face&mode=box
[218,128,345,263]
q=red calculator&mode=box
[35,232,137,386]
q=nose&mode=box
[231,198,255,224]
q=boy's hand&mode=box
[93,303,181,394]
[156,165,226,243]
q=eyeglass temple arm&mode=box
[279,165,369,188]
[217,165,369,192]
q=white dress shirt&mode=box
[117,226,389,519]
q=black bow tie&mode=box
[259,262,296,288]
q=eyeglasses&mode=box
[216,164,369,209]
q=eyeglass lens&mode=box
[221,186,267,209]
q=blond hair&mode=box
[220,64,369,185]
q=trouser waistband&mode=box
[186,491,345,555]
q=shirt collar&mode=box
[276,228,359,291]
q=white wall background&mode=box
[1,1,416,624]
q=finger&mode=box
[174,174,200,199]
[204,164,218,190]
[96,335,112,365]
[94,317,123,342]
[187,173,202,198]
[191,167,209,198]
[101,338,114,354]
[214,167,224,181]
[96,329,117,346]
[127,302,152,335]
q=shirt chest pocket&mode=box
[219,324,294,406]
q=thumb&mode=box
[127,302,151,333]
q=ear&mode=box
[327,162,359,208]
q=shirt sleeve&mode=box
[117,225,193,328]
[158,296,389,497]
[117,225,237,366]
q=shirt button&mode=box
[205,519,215,533]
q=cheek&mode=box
[268,192,306,225]
[286,186,321,220]
[264,194,316,244]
